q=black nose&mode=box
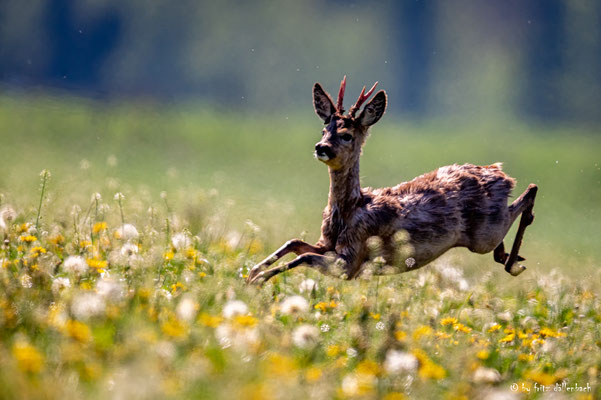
[315,144,335,159]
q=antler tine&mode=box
[349,81,378,117]
[336,75,347,113]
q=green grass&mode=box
[0,94,600,399]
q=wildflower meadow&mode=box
[0,97,600,399]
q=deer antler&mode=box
[349,81,378,117]
[336,75,347,113]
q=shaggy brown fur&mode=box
[247,78,537,284]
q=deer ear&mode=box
[357,90,387,127]
[313,83,336,123]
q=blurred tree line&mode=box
[1,0,600,124]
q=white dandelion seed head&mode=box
[280,295,309,316]
[115,224,139,241]
[215,323,259,350]
[63,255,88,275]
[376,321,386,330]
[120,242,139,257]
[171,232,190,251]
[245,219,261,234]
[473,367,501,384]
[113,192,125,201]
[159,289,172,301]
[176,296,199,322]
[91,192,102,201]
[71,292,105,320]
[96,277,125,300]
[51,277,71,295]
[496,310,513,322]
[346,348,358,358]
[292,324,320,349]
[107,155,117,167]
[320,324,330,332]
[222,300,248,319]
[299,278,318,293]
[20,274,33,288]
[436,263,470,291]
[0,205,16,230]
[384,349,418,375]
[155,341,176,361]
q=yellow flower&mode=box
[234,315,258,327]
[412,349,446,380]
[357,360,380,376]
[86,258,108,272]
[499,333,515,343]
[161,318,188,338]
[29,246,47,257]
[435,331,451,340]
[12,341,44,374]
[525,370,557,386]
[92,222,107,233]
[518,354,535,362]
[395,330,408,341]
[539,327,566,338]
[476,350,490,360]
[383,393,407,400]
[248,239,263,255]
[487,324,502,333]
[19,235,38,243]
[326,345,342,357]
[413,325,433,340]
[264,353,297,378]
[198,313,222,328]
[79,240,92,249]
[49,234,65,245]
[314,300,338,313]
[440,317,458,326]
[453,323,472,333]
[305,367,322,383]
[64,320,92,342]
[164,251,174,261]
[370,312,381,320]
[171,282,185,294]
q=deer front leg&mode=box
[246,239,326,283]
[248,252,351,285]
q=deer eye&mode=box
[341,134,353,143]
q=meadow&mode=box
[0,94,600,399]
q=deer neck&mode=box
[327,159,362,216]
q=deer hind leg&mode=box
[502,184,538,276]
[493,242,525,264]
[246,239,325,283]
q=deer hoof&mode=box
[246,266,262,284]
[248,271,267,286]
[507,264,526,277]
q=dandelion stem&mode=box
[35,170,50,231]
[118,197,125,225]
[375,275,380,312]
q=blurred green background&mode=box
[1,0,600,274]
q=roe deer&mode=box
[246,77,537,285]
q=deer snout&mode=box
[315,143,335,161]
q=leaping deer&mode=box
[247,77,537,285]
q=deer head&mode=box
[313,76,387,170]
